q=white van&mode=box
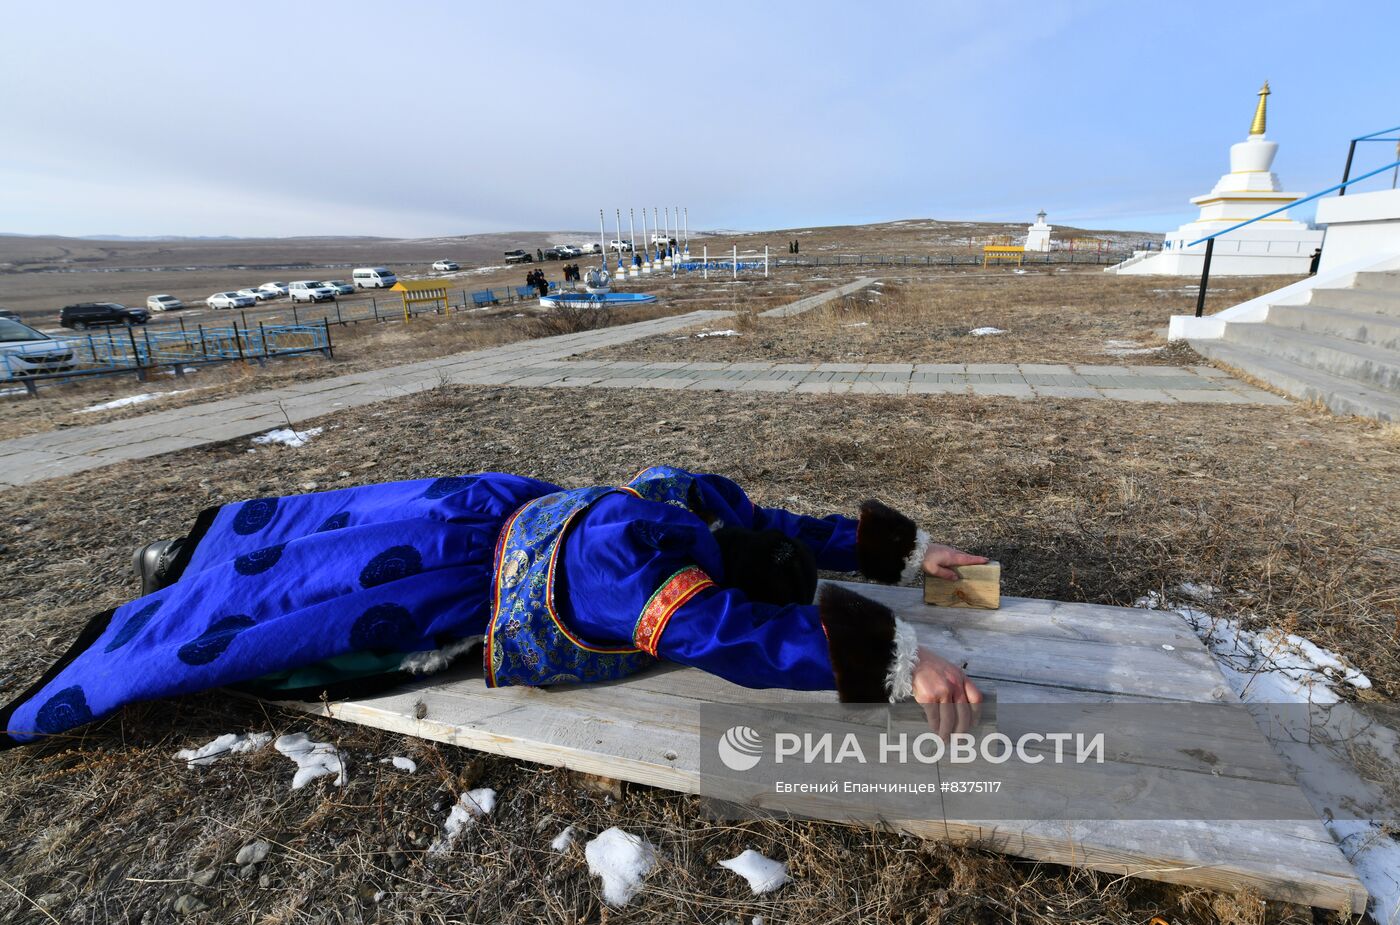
[352,267,397,289]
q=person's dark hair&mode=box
[713,527,818,606]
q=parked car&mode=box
[352,267,397,289]
[146,294,184,312]
[322,279,354,295]
[60,302,149,329]
[258,282,290,297]
[431,260,459,272]
[206,291,257,310]
[289,280,338,303]
[556,245,583,258]
[503,249,533,264]
[0,318,75,378]
[542,247,564,260]
[609,240,634,252]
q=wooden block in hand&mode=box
[923,562,1001,609]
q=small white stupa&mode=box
[1024,210,1052,252]
[1108,82,1322,276]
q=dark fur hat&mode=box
[713,527,818,606]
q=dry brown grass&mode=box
[0,382,1393,922]
[584,272,1299,366]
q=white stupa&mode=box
[1108,83,1322,276]
[1024,210,1052,252]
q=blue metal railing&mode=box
[1189,124,1400,317]
[1339,124,1400,198]
[3,322,333,394]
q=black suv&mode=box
[60,302,149,329]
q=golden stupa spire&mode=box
[1250,81,1270,136]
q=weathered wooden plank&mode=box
[270,582,1365,912]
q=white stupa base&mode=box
[1108,225,1321,276]
[1109,249,1316,276]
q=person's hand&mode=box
[922,544,988,581]
[911,646,982,737]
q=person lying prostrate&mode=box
[0,466,986,748]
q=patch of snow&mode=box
[1103,339,1163,357]
[384,756,416,774]
[158,367,200,376]
[76,390,191,413]
[252,426,323,448]
[1138,589,1396,918]
[1013,268,1028,275]
[1332,821,1400,924]
[695,329,740,338]
[273,732,347,789]
[969,327,1005,337]
[843,321,869,328]
[175,732,271,768]
[398,635,482,675]
[428,788,497,858]
[551,825,576,851]
[718,849,790,895]
[1138,591,1369,703]
[585,827,657,907]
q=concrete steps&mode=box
[1221,322,1399,391]
[1190,339,1400,421]
[1190,268,1400,421]
[1306,286,1400,317]
[1265,303,1400,351]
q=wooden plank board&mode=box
[272,581,1366,912]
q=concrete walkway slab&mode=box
[0,279,1295,491]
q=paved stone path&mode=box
[449,357,1289,401]
[758,277,876,317]
[0,279,1287,490]
[0,310,729,488]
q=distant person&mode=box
[536,274,549,297]
[537,248,544,263]
[1309,247,1322,275]
[794,239,800,254]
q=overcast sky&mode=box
[3,0,1398,238]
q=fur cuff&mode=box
[900,529,931,585]
[885,618,920,702]
[857,500,923,584]
[817,584,918,703]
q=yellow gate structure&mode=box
[390,279,450,321]
[982,244,1025,267]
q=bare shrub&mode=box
[530,303,614,338]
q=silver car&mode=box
[322,280,355,295]
[207,291,257,310]
[0,318,76,378]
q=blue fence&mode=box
[3,322,333,396]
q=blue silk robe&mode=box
[1,467,863,746]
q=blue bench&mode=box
[516,286,535,300]
[471,290,498,307]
